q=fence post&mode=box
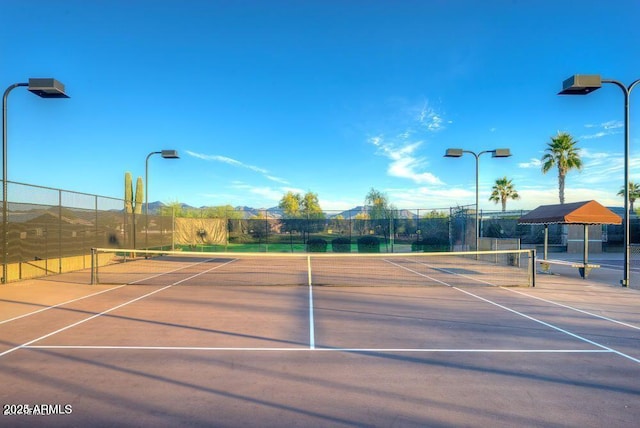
[90,247,96,285]
[58,189,62,274]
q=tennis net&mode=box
[90,248,535,287]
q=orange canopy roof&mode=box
[518,200,622,225]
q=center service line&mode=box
[307,255,315,349]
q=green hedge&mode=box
[411,239,449,252]
[331,237,351,253]
[357,236,380,253]
[306,238,328,252]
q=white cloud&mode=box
[264,175,289,184]
[318,198,362,211]
[417,102,450,132]
[579,148,612,159]
[230,182,282,202]
[518,158,542,169]
[580,120,623,140]
[186,150,288,184]
[585,120,623,130]
[186,151,267,173]
[368,136,442,185]
[385,186,474,209]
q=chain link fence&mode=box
[1,182,481,282]
[8,180,632,283]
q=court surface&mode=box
[1,258,639,427]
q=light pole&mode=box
[2,78,69,283]
[559,74,640,287]
[444,148,512,251]
[145,150,179,249]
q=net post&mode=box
[531,248,536,287]
[90,248,96,285]
[307,254,312,286]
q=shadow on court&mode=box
[0,266,639,426]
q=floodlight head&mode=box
[27,78,69,98]
[492,148,511,158]
[161,150,179,159]
[558,74,602,95]
[444,148,463,158]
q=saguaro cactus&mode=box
[134,177,144,215]
[125,172,133,214]
[124,172,144,214]
[125,172,144,250]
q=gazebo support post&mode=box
[579,224,590,279]
[583,224,589,266]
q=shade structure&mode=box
[518,201,621,275]
[518,200,621,225]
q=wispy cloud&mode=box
[186,150,288,184]
[580,120,623,140]
[366,100,448,185]
[231,183,283,200]
[585,120,623,130]
[417,102,451,132]
[368,135,442,185]
[384,186,480,210]
[518,158,542,169]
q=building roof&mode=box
[518,200,622,225]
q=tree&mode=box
[278,191,302,217]
[354,212,369,236]
[617,181,640,213]
[301,192,323,218]
[489,176,520,212]
[278,191,324,242]
[541,131,582,204]
[365,188,396,251]
[159,200,185,217]
[202,205,243,219]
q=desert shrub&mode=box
[306,238,328,252]
[357,236,380,253]
[331,237,351,253]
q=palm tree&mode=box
[489,177,520,212]
[541,131,582,204]
[617,181,640,213]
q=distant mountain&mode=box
[329,206,367,219]
[146,202,421,219]
[146,201,194,214]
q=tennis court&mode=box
[1,249,639,426]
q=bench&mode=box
[538,259,600,279]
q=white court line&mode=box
[0,284,129,325]
[0,259,234,358]
[6,257,638,363]
[453,286,640,364]
[0,255,230,326]
[383,259,453,286]
[128,256,236,284]
[24,345,612,353]
[309,284,315,350]
[307,255,315,349]
[503,287,640,331]
[386,258,640,365]
[412,258,640,332]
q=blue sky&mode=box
[2,0,640,212]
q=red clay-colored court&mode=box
[1,261,639,427]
